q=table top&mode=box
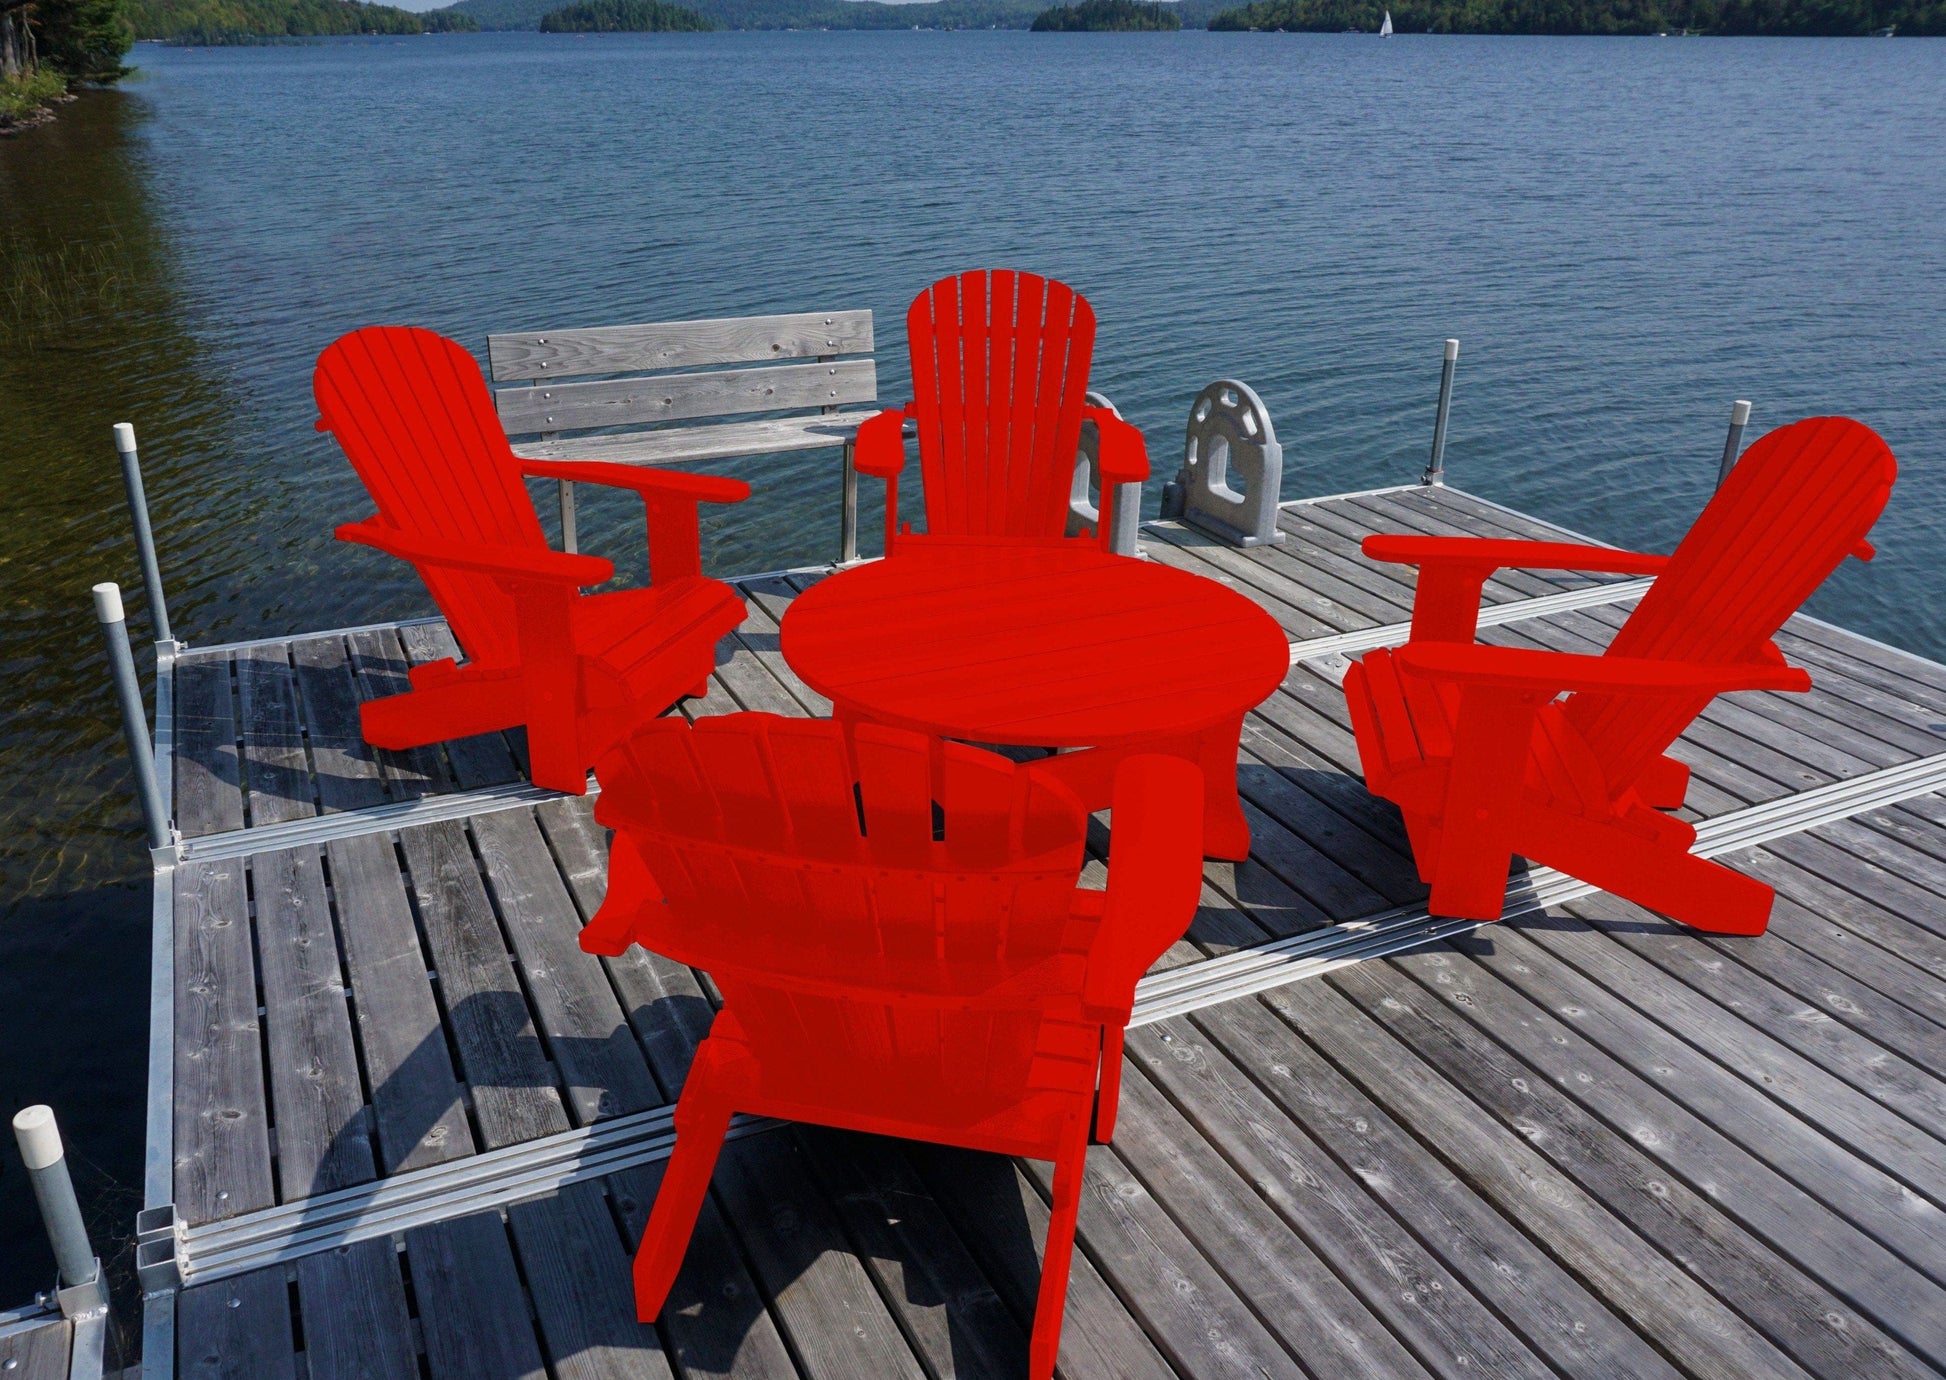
[781,540,1291,747]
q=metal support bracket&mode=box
[136,1203,185,1295]
[1173,380,1284,547]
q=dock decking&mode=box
[139,483,1946,1380]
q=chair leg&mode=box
[1195,712,1251,861]
[633,1079,734,1321]
[1092,1026,1126,1144]
[1028,1115,1091,1380]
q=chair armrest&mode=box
[853,407,911,479]
[1082,756,1206,1018]
[1397,642,1813,696]
[336,518,613,587]
[1363,534,1669,577]
[517,459,750,506]
[1085,407,1150,485]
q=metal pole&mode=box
[95,582,172,854]
[840,440,860,564]
[1422,338,1459,485]
[12,1106,96,1289]
[1716,399,1752,487]
[557,480,578,554]
[113,423,173,644]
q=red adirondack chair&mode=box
[315,326,750,795]
[854,270,1150,553]
[579,713,1205,1380]
[1344,416,1895,935]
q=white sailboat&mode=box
[1378,9,1393,34]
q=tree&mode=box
[36,0,131,79]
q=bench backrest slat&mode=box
[487,309,874,382]
[493,358,878,436]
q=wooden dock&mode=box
[134,482,1946,1380]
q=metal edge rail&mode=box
[1130,746,1946,1024]
[174,1109,778,1286]
[1284,577,1654,666]
[161,746,1946,1288]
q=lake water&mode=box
[1,29,1942,1310]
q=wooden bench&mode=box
[487,310,877,560]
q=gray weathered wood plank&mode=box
[325,832,475,1175]
[496,360,878,436]
[254,842,375,1200]
[1128,1014,1558,1377]
[405,1212,549,1380]
[488,310,873,380]
[291,634,388,813]
[1017,1140,1313,1380]
[176,1264,298,1380]
[173,857,274,1223]
[711,1131,929,1380]
[506,1180,678,1380]
[347,627,446,799]
[1105,1058,1436,1379]
[174,653,244,837]
[1476,914,1946,1329]
[1183,998,1690,1380]
[795,1127,1031,1379]
[294,1237,420,1380]
[236,643,315,826]
[399,820,571,1149]
[607,1161,805,1380]
[1320,957,1922,1379]
[515,413,869,468]
[534,796,718,1099]
[0,1315,69,1380]
[908,1143,1179,1380]
[469,808,660,1124]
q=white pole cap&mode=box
[113,423,138,455]
[1730,399,1752,426]
[1443,338,1460,362]
[93,582,125,625]
[13,1105,63,1171]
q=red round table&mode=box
[780,539,1290,860]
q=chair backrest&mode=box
[486,311,877,443]
[1566,415,1896,793]
[908,270,1098,540]
[315,326,544,671]
[594,713,1089,1120]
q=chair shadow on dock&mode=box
[299,987,1050,1375]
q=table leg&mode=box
[1024,718,1250,861]
[1195,712,1251,862]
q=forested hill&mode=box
[1033,0,1182,25]
[539,0,712,25]
[442,0,1229,29]
[1206,0,1941,32]
[129,0,477,39]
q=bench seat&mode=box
[511,411,876,468]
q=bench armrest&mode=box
[336,518,614,587]
[1397,642,1813,696]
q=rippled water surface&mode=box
[1,30,1942,1308]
